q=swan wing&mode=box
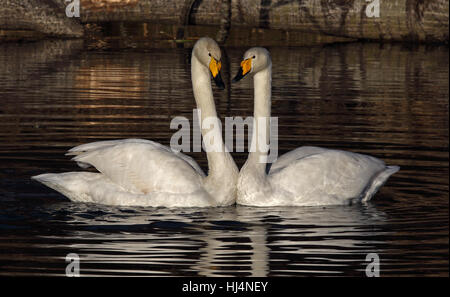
[269,146,330,173]
[70,139,205,195]
[68,139,205,177]
[269,148,390,204]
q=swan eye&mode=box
[208,53,211,57]
[252,55,256,59]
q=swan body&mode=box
[33,37,239,207]
[233,47,399,207]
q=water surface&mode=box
[0,39,448,276]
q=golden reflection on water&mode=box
[75,64,146,100]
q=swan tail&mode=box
[361,165,400,203]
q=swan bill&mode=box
[212,70,225,90]
[209,57,225,90]
[232,58,252,82]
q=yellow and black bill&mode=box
[232,58,252,83]
[209,57,225,90]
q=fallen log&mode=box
[0,0,448,43]
[79,0,449,43]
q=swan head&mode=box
[232,47,271,82]
[193,37,225,89]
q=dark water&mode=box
[0,38,448,276]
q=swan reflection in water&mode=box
[43,202,388,276]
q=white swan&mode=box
[32,37,239,207]
[232,47,399,207]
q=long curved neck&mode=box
[246,65,272,173]
[191,55,220,149]
[191,55,238,205]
